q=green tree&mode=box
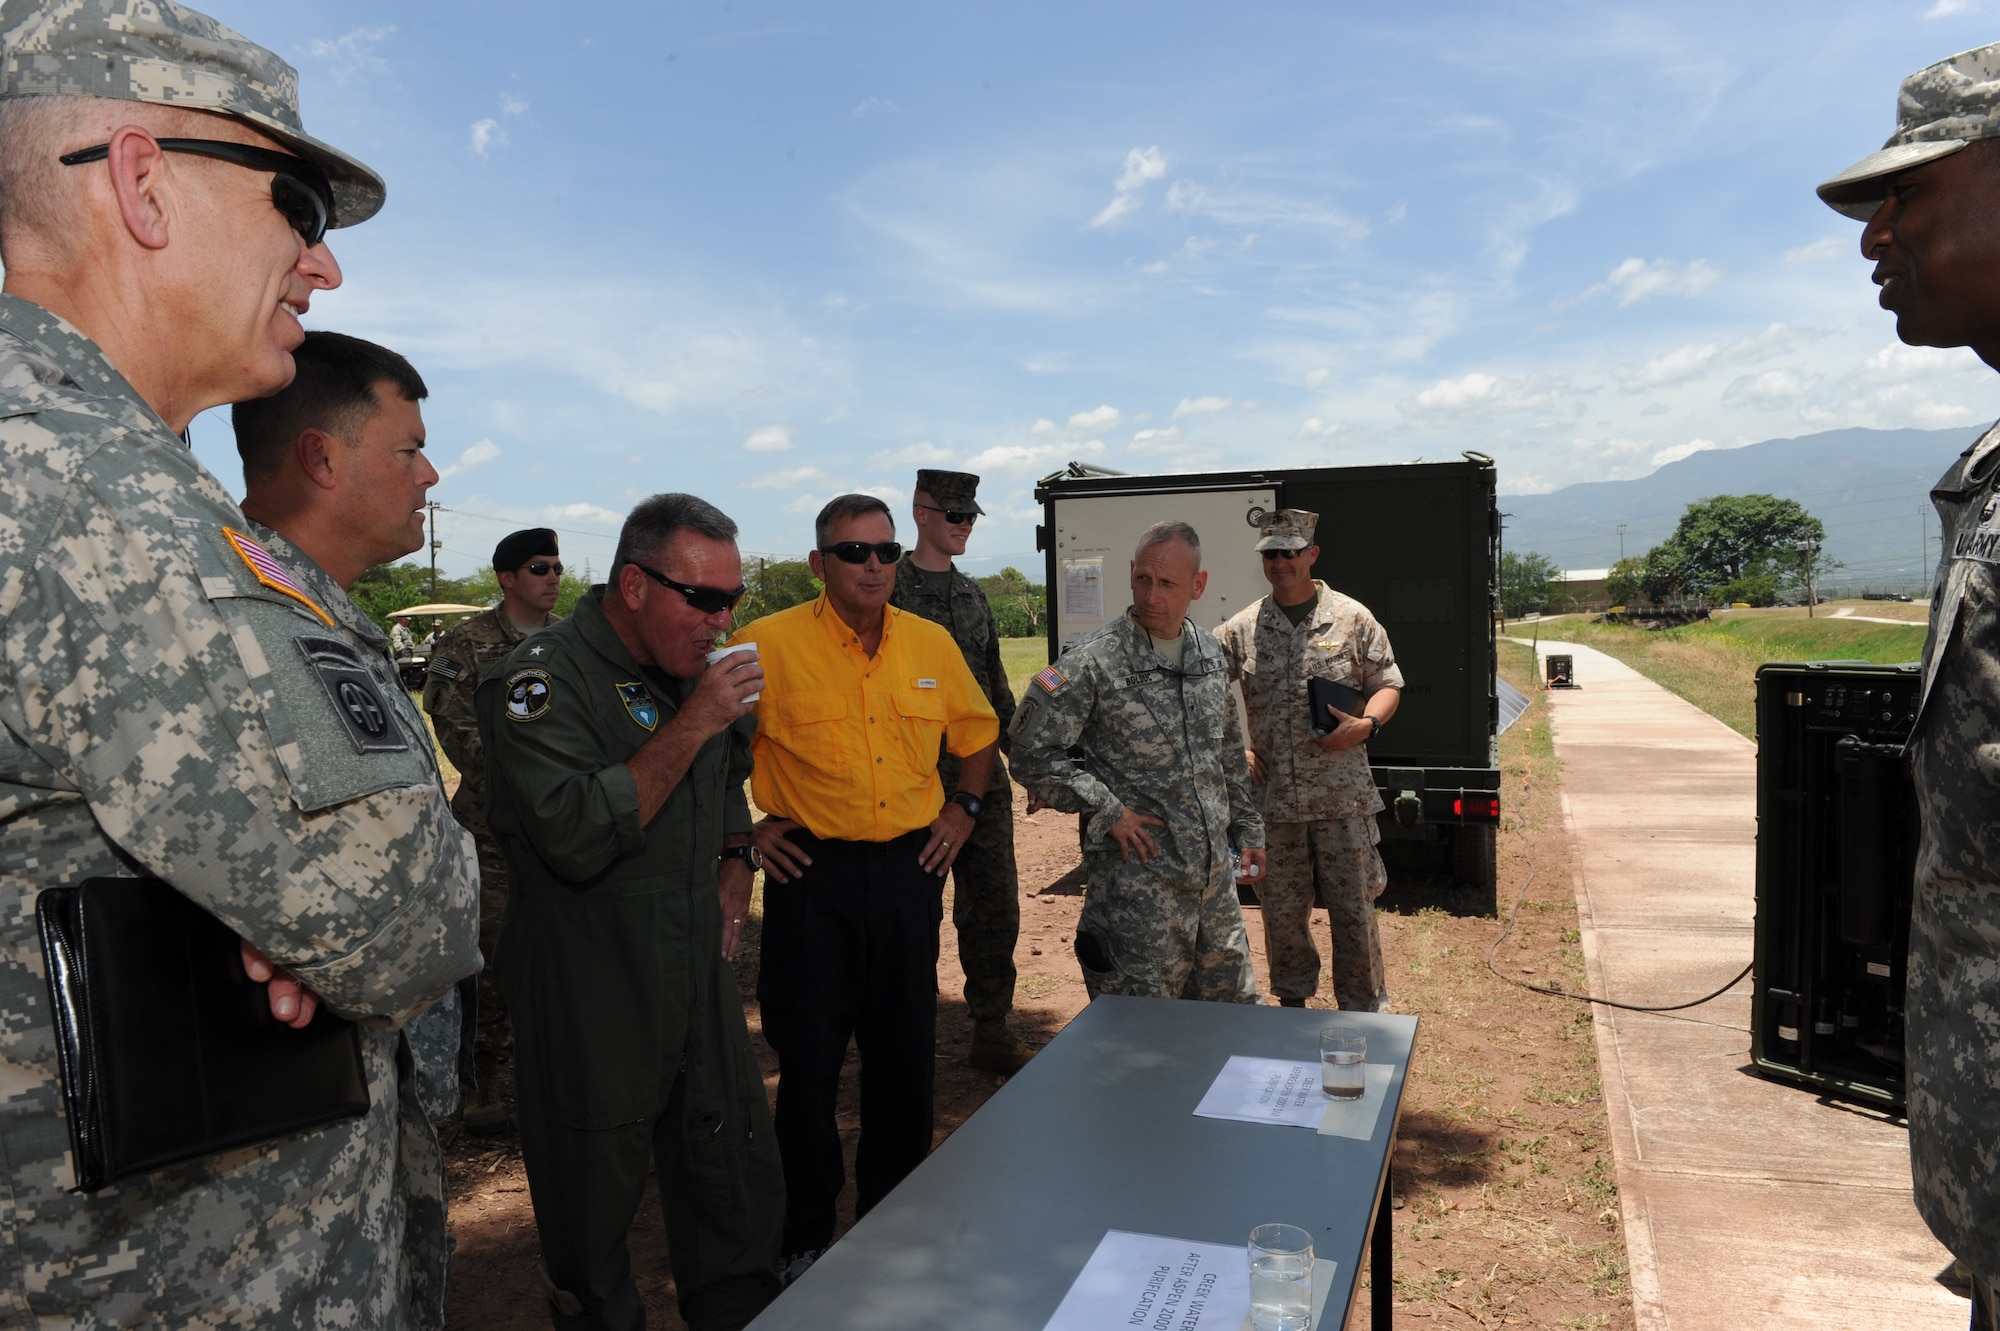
[1640,494,1825,603]
[1604,556,1646,606]
[734,557,820,628]
[1499,550,1561,617]
[977,567,1047,638]
[349,561,432,630]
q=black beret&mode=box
[493,528,559,572]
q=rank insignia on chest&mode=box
[617,681,658,731]
[505,668,554,723]
[1033,664,1069,695]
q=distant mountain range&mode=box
[1499,426,1980,593]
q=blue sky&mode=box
[184,0,2000,580]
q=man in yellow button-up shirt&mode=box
[743,494,998,1282]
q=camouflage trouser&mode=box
[1976,1271,1998,1331]
[950,792,1020,1022]
[1259,817,1388,1010]
[1074,850,1256,1003]
[456,834,511,1093]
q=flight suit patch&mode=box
[294,634,409,754]
[617,681,658,731]
[506,668,554,723]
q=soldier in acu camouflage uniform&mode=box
[1215,509,1403,1012]
[890,469,1033,1072]
[1011,521,1265,1001]
[1817,44,2000,1331]
[424,526,564,1130]
[0,3,480,1327]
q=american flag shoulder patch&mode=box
[222,527,334,628]
[1033,664,1069,695]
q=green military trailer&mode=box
[1033,453,1510,914]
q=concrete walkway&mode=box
[1511,639,1962,1330]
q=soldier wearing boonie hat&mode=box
[1218,509,1404,1013]
[891,469,1036,1074]
[0,3,478,1329]
[1819,42,2000,1331]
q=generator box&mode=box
[1751,660,1918,1111]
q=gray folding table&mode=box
[750,993,1417,1330]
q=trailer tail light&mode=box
[1455,796,1500,820]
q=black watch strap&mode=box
[720,843,762,870]
[949,791,984,819]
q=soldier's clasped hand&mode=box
[1108,808,1168,863]
[1315,704,1375,753]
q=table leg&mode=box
[1371,1162,1393,1329]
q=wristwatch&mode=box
[720,843,762,870]
[1365,716,1382,738]
[948,791,985,819]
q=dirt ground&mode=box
[441,653,1630,1330]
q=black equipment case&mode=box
[1750,660,1919,1112]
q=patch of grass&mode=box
[1000,637,1047,702]
[1530,615,1924,736]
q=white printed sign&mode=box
[1042,1230,1250,1331]
[1192,1056,1327,1129]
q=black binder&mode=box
[35,877,369,1193]
[1307,676,1367,733]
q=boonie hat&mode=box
[1818,41,2000,221]
[915,468,985,515]
[1254,508,1319,553]
[0,0,385,227]
[493,528,559,573]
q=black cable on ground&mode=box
[1484,754,1754,1015]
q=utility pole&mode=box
[1617,522,1627,564]
[426,501,447,600]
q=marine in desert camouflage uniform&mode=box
[423,526,563,1129]
[890,468,1033,1072]
[1816,43,2000,1330]
[1215,509,1403,1011]
[1010,521,1265,1001]
[0,3,479,1325]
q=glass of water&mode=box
[1248,1223,1314,1331]
[1320,1025,1366,1100]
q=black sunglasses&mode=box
[1261,548,1309,561]
[819,541,903,566]
[521,560,563,577]
[916,503,978,525]
[59,138,334,246]
[630,562,747,614]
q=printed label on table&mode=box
[1042,1230,1250,1331]
[1193,1055,1327,1129]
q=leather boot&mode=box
[968,1018,1034,1074]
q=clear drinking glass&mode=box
[1248,1223,1314,1331]
[1319,1026,1366,1100]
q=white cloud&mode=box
[1068,404,1122,431]
[851,96,902,119]
[307,25,393,83]
[1611,343,1718,392]
[1030,418,1059,436]
[500,93,530,117]
[1172,395,1232,418]
[1141,259,1169,275]
[547,501,626,529]
[1580,257,1720,307]
[962,440,1107,475]
[1302,368,1331,390]
[1641,402,1670,417]
[1927,0,1974,16]
[1784,236,1847,263]
[1088,145,1166,229]
[744,425,795,452]
[1400,371,1564,419]
[1721,368,1821,408]
[1129,426,1183,455]
[869,442,952,467]
[469,118,499,158]
[1652,438,1718,466]
[747,466,827,489]
[436,437,500,481]
[1292,418,1341,441]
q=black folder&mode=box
[1307,676,1368,733]
[35,877,369,1193]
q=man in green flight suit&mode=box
[476,492,782,1331]
[889,468,1034,1073]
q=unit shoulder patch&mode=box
[617,681,658,731]
[1032,663,1069,696]
[295,634,409,754]
[428,655,464,682]
[224,527,334,627]
[505,667,554,723]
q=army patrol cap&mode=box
[1818,42,2000,221]
[915,468,984,516]
[0,0,385,228]
[1254,508,1319,553]
[492,528,558,572]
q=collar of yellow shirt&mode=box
[745,598,998,842]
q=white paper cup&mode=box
[705,642,761,702]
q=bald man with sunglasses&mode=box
[740,493,999,1284]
